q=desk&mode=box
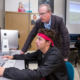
[0,50,25,80]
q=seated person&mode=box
[75,34,80,57]
[0,29,68,80]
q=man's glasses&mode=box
[38,12,49,16]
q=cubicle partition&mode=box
[5,12,37,51]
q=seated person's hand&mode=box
[20,51,25,54]
[64,58,68,61]
[2,55,13,60]
[0,67,5,76]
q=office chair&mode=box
[65,61,74,80]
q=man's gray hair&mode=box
[39,4,51,12]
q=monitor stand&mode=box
[1,39,10,55]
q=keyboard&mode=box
[0,51,11,56]
[3,60,16,68]
[0,60,5,66]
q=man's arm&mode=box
[59,17,70,60]
[14,50,39,61]
[2,50,39,61]
[21,22,39,53]
[0,67,5,76]
[3,67,41,80]
[2,55,13,60]
[2,51,66,80]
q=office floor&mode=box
[72,59,80,80]
[68,50,80,80]
[74,66,80,80]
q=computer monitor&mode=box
[0,30,18,52]
[69,34,79,42]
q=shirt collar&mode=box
[44,16,51,26]
[44,17,51,29]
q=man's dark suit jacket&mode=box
[0,30,1,50]
[3,46,69,80]
[22,15,70,58]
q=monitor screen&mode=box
[66,0,80,34]
[1,30,18,50]
[69,34,79,42]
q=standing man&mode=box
[0,28,1,50]
[0,29,68,80]
[21,4,70,61]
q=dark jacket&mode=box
[22,15,70,58]
[0,30,1,50]
[3,46,68,80]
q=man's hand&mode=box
[0,67,5,76]
[2,55,13,60]
[64,58,68,61]
[20,51,25,54]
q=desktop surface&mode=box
[0,50,25,80]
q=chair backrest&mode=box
[65,61,74,80]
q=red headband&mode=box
[38,33,54,46]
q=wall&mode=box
[54,0,65,22]
[0,0,5,28]
[2,0,66,29]
[5,0,66,19]
[5,12,29,50]
[5,0,27,12]
[5,0,38,13]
